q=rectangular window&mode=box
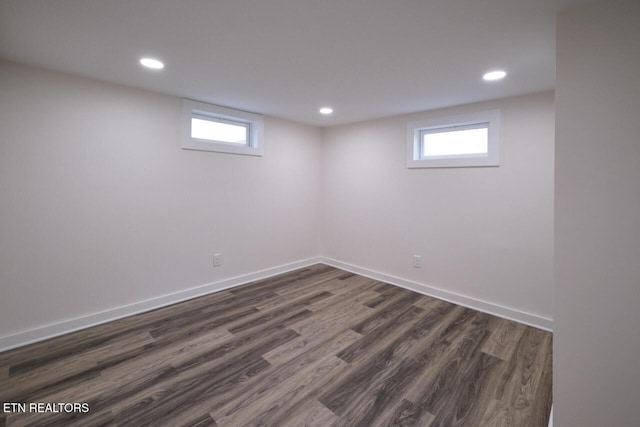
[191,115,249,145]
[182,99,263,156]
[421,124,488,158]
[407,110,500,168]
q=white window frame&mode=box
[406,109,500,168]
[181,99,264,156]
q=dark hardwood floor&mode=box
[0,264,552,426]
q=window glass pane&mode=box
[191,118,247,145]
[422,127,488,157]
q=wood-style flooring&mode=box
[0,264,552,426]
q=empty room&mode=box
[1,1,639,426]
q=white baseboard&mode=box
[319,257,553,331]
[0,257,321,352]
[548,405,553,427]
[0,255,552,353]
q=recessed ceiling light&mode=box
[319,107,333,115]
[139,58,165,70]
[483,70,506,81]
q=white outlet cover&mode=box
[213,253,222,267]
[413,255,422,268]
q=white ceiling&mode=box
[0,0,590,127]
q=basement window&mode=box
[406,110,500,168]
[181,99,264,156]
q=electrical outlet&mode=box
[413,255,422,268]
[213,253,222,267]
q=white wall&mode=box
[0,60,556,348]
[322,92,555,325]
[555,1,640,426]
[0,61,323,343]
